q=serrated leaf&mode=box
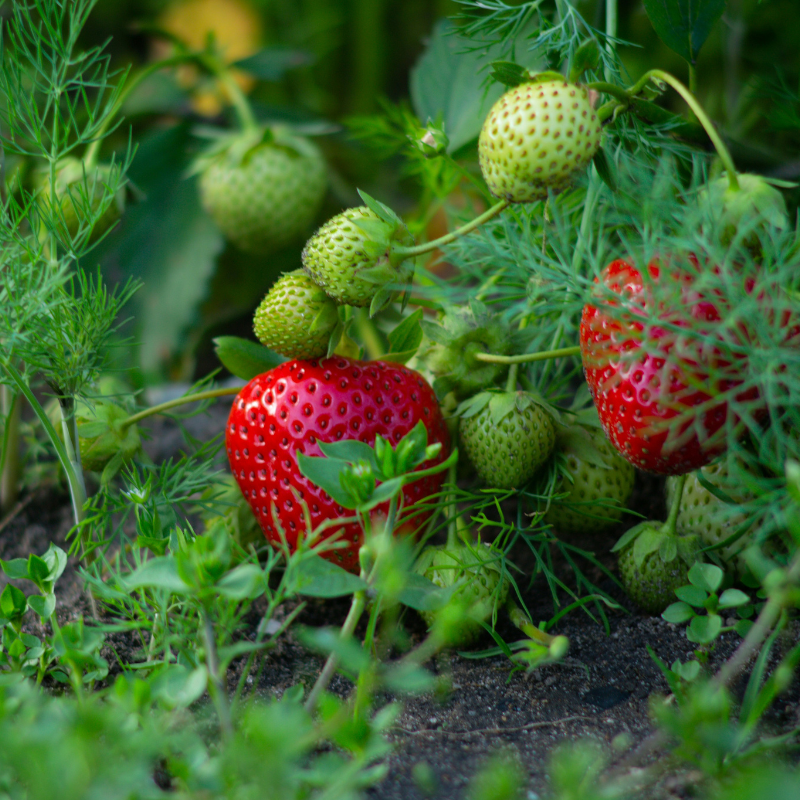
[686,613,722,645]
[662,601,695,624]
[296,453,358,508]
[688,561,724,593]
[293,555,367,598]
[232,47,313,80]
[642,0,726,65]
[214,336,284,380]
[387,310,424,358]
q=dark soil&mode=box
[2,399,798,800]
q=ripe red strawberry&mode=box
[580,257,754,475]
[226,357,450,572]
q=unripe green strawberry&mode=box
[459,391,556,489]
[666,461,756,567]
[253,270,339,359]
[302,200,415,310]
[420,302,511,400]
[198,129,326,254]
[698,173,789,254]
[415,542,509,646]
[479,76,601,203]
[544,423,635,534]
[40,158,126,243]
[613,522,700,614]
[618,543,691,615]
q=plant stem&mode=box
[0,388,21,514]
[661,473,686,536]
[201,53,259,133]
[202,609,233,739]
[304,589,367,713]
[354,309,385,359]
[638,70,739,191]
[604,0,618,81]
[392,200,510,260]
[508,601,558,646]
[475,345,582,365]
[120,386,240,429]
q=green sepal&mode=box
[555,425,612,470]
[351,217,393,246]
[356,189,402,226]
[309,301,339,334]
[633,526,664,568]
[488,392,517,426]
[369,284,395,318]
[611,519,660,553]
[659,534,678,564]
[593,148,616,192]
[489,61,532,88]
[568,40,601,83]
[358,262,397,286]
[526,70,567,85]
[214,336,284,380]
[385,309,424,364]
[456,391,493,419]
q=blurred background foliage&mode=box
[58,0,799,384]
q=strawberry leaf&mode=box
[214,336,284,380]
[292,555,367,598]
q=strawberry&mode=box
[698,173,789,254]
[419,302,513,400]
[198,129,327,254]
[459,391,556,490]
[478,76,601,203]
[40,158,126,244]
[302,199,416,311]
[544,421,635,534]
[225,357,450,572]
[414,541,510,646]
[665,460,756,568]
[617,541,693,615]
[580,257,755,475]
[253,270,339,359]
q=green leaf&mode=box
[410,20,513,153]
[296,626,371,672]
[28,593,55,620]
[642,0,726,65]
[718,588,751,610]
[686,613,722,645]
[662,601,694,624]
[398,573,459,612]
[214,336,284,380]
[232,47,313,80]
[489,61,531,88]
[688,561,724,594]
[151,665,208,709]
[568,40,601,82]
[673,659,701,681]
[356,189,399,225]
[0,585,27,619]
[216,564,264,600]
[593,148,617,193]
[0,558,29,581]
[318,440,377,467]
[382,661,435,694]
[121,557,190,594]
[387,310,424,361]
[297,453,359,508]
[293,555,367,598]
[674,584,708,607]
[734,619,754,638]
[27,554,50,589]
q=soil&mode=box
[1,398,798,800]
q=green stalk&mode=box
[475,345,581,365]
[604,0,618,82]
[201,53,259,133]
[392,200,510,260]
[120,386,240,429]
[4,362,86,526]
[202,609,233,739]
[0,388,21,514]
[661,473,686,536]
[354,309,385,359]
[304,588,367,713]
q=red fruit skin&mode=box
[226,357,450,572]
[580,258,752,475]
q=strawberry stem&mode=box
[475,345,581,365]
[662,473,687,537]
[507,600,557,645]
[392,199,510,260]
[120,386,241,429]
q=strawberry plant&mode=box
[1,0,800,797]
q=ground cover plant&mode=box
[0,0,799,797]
